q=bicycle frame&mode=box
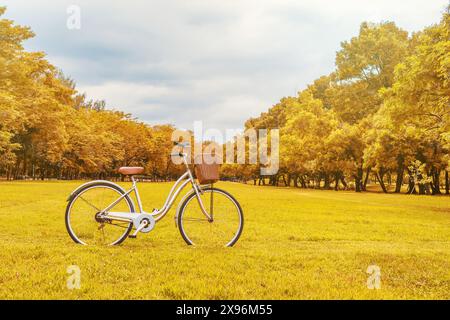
[101,154,212,224]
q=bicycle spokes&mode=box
[179,189,243,247]
[66,185,133,245]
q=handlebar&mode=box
[172,141,190,157]
[170,152,185,157]
[173,141,190,148]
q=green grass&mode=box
[0,180,449,299]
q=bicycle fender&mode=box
[174,188,196,227]
[66,180,128,202]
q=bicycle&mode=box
[64,142,244,247]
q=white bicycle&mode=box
[65,142,244,246]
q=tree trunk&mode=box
[334,172,340,191]
[316,176,321,189]
[355,178,361,192]
[376,170,388,193]
[270,176,277,186]
[407,172,416,194]
[340,176,348,189]
[23,150,28,178]
[32,162,36,180]
[395,164,404,193]
[299,176,307,188]
[282,174,288,187]
[324,174,331,190]
[354,167,363,192]
[14,158,22,180]
[362,167,371,191]
[418,183,426,195]
[40,165,47,180]
[432,168,441,194]
[446,171,449,195]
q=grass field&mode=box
[0,180,449,299]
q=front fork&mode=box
[174,183,214,228]
[192,183,213,222]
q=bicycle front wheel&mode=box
[178,187,243,247]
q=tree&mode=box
[281,90,337,189]
[376,9,450,194]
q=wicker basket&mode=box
[194,155,220,184]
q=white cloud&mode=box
[79,82,171,108]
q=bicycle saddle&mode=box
[118,167,144,175]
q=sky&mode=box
[2,0,449,137]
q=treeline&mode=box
[224,8,450,194]
[1,6,449,195]
[0,7,182,181]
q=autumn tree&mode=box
[374,9,450,194]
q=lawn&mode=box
[0,180,449,299]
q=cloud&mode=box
[79,82,171,108]
[3,0,448,137]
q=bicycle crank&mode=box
[133,214,155,234]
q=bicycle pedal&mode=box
[128,235,137,239]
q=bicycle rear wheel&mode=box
[65,182,134,245]
[178,187,243,247]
